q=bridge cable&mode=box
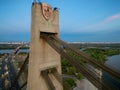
[41,34,113,90]
[50,35,120,80]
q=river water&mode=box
[103,55,120,90]
[0,49,29,54]
[105,55,120,72]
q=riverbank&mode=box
[83,48,120,63]
[0,49,29,58]
[105,54,120,72]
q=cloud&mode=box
[105,13,120,23]
[79,13,120,32]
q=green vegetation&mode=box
[62,46,120,89]
[62,58,76,75]
[63,78,76,90]
[70,43,120,48]
[62,58,84,76]
[0,44,29,50]
[105,48,120,56]
[84,48,107,63]
[62,58,84,89]
[18,52,28,55]
[0,44,19,49]
[76,73,84,80]
[0,53,9,58]
[0,53,3,58]
[83,48,120,63]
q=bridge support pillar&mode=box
[27,2,63,90]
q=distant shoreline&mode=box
[0,47,29,50]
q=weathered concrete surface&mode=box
[75,79,98,90]
[27,2,63,90]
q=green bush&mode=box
[76,73,84,80]
[64,78,76,88]
[18,52,28,55]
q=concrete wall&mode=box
[27,2,63,90]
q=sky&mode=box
[0,0,120,42]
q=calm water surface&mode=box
[103,54,120,90]
[0,49,29,54]
[105,54,120,72]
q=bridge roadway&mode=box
[0,46,21,90]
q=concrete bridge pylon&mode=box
[27,2,63,90]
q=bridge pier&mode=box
[27,2,63,90]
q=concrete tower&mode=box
[27,2,63,90]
